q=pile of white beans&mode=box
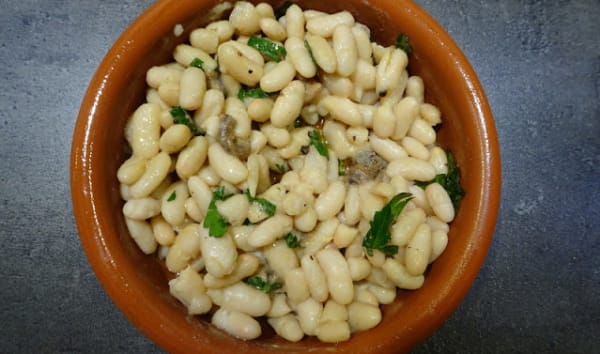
[117,1,456,343]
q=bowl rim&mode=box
[71,0,501,352]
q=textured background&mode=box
[1,0,598,353]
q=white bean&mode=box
[160,181,188,227]
[333,25,358,77]
[296,298,323,336]
[402,136,430,161]
[386,157,436,182]
[216,194,249,226]
[146,65,183,88]
[150,215,175,246]
[122,198,160,220]
[124,217,157,255]
[267,293,292,317]
[207,143,248,184]
[370,134,408,163]
[376,49,408,96]
[300,254,329,302]
[314,181,346,221]
[206,20,234,43]
[130,152,171,198]
[409,118,437,145]
[305,34,336,74]
[306,11,355,37]
[260,60,296,93]
[333,223,358,249]
[173,44,218,72]
[406,75,425,103]
[430,229,449,263]
[316,248,354,305]
[211,308,261,340]
[318,96,362,126]
[285,37,317,78]
[165,223,201,272]
[199,226,237,278]
[391,208,426,247]
[215,282,271,316]
[179,67,206,110]
[285,4,304,38]
[228,1,260,36]
[392,96,419,140]
[303,218,339,256]
[217,42,263,86]
[193,89,224,126]
[425,182,455,222]
[175,136,208,179]
[190,28,219,54]
[117,156,146,185]
[316,320,350,343]
[168,266,212,315]
[321,300,348,322]
[248,214,293,248]
[347,302,381,332]
[159,124,192,154]
[420,103,442,126]
[352,24,372,61]
[382,258,425,290]
[268,314,304,342]
[284,268,311,303]
[347,257,371,281]
[270,80,305,127]
[405,223,432,276]
[125,103,161,159]
[264,240,299,278]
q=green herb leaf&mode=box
[362,192,413,256]
[237,87,269,100]
[304,40,317,66]
[308,129,328,158]
[284,233,300,248]
[247,36,287,62]
[167,190,177,202]
[245,276,282,293]
[395,33,413,55]
[203,186,231,237]
[190,57,204,70]
[338,159,347,176]
[170,106,205,136]
[245,190,277,216]
[415,150,465,209]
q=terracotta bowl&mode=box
[71,0,501,352]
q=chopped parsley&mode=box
[190,57,204,70]
[275,163,288,173]
[284,232,300,248]
[166,190,177,202]
[308,129,328,158]
[203,186,231,237]
[247,36,287,62]
[415,150,465,209]
[170,106,204,136]
[245,189,276,216]
[245,276,282,293]
[362,192,413,256]
[395,33,413,55]
[304,39,317,66]
[237,87,269,100]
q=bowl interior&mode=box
[71,0,500,353]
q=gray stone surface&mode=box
[0,0,598,353]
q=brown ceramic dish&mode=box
[71,0,501,352]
